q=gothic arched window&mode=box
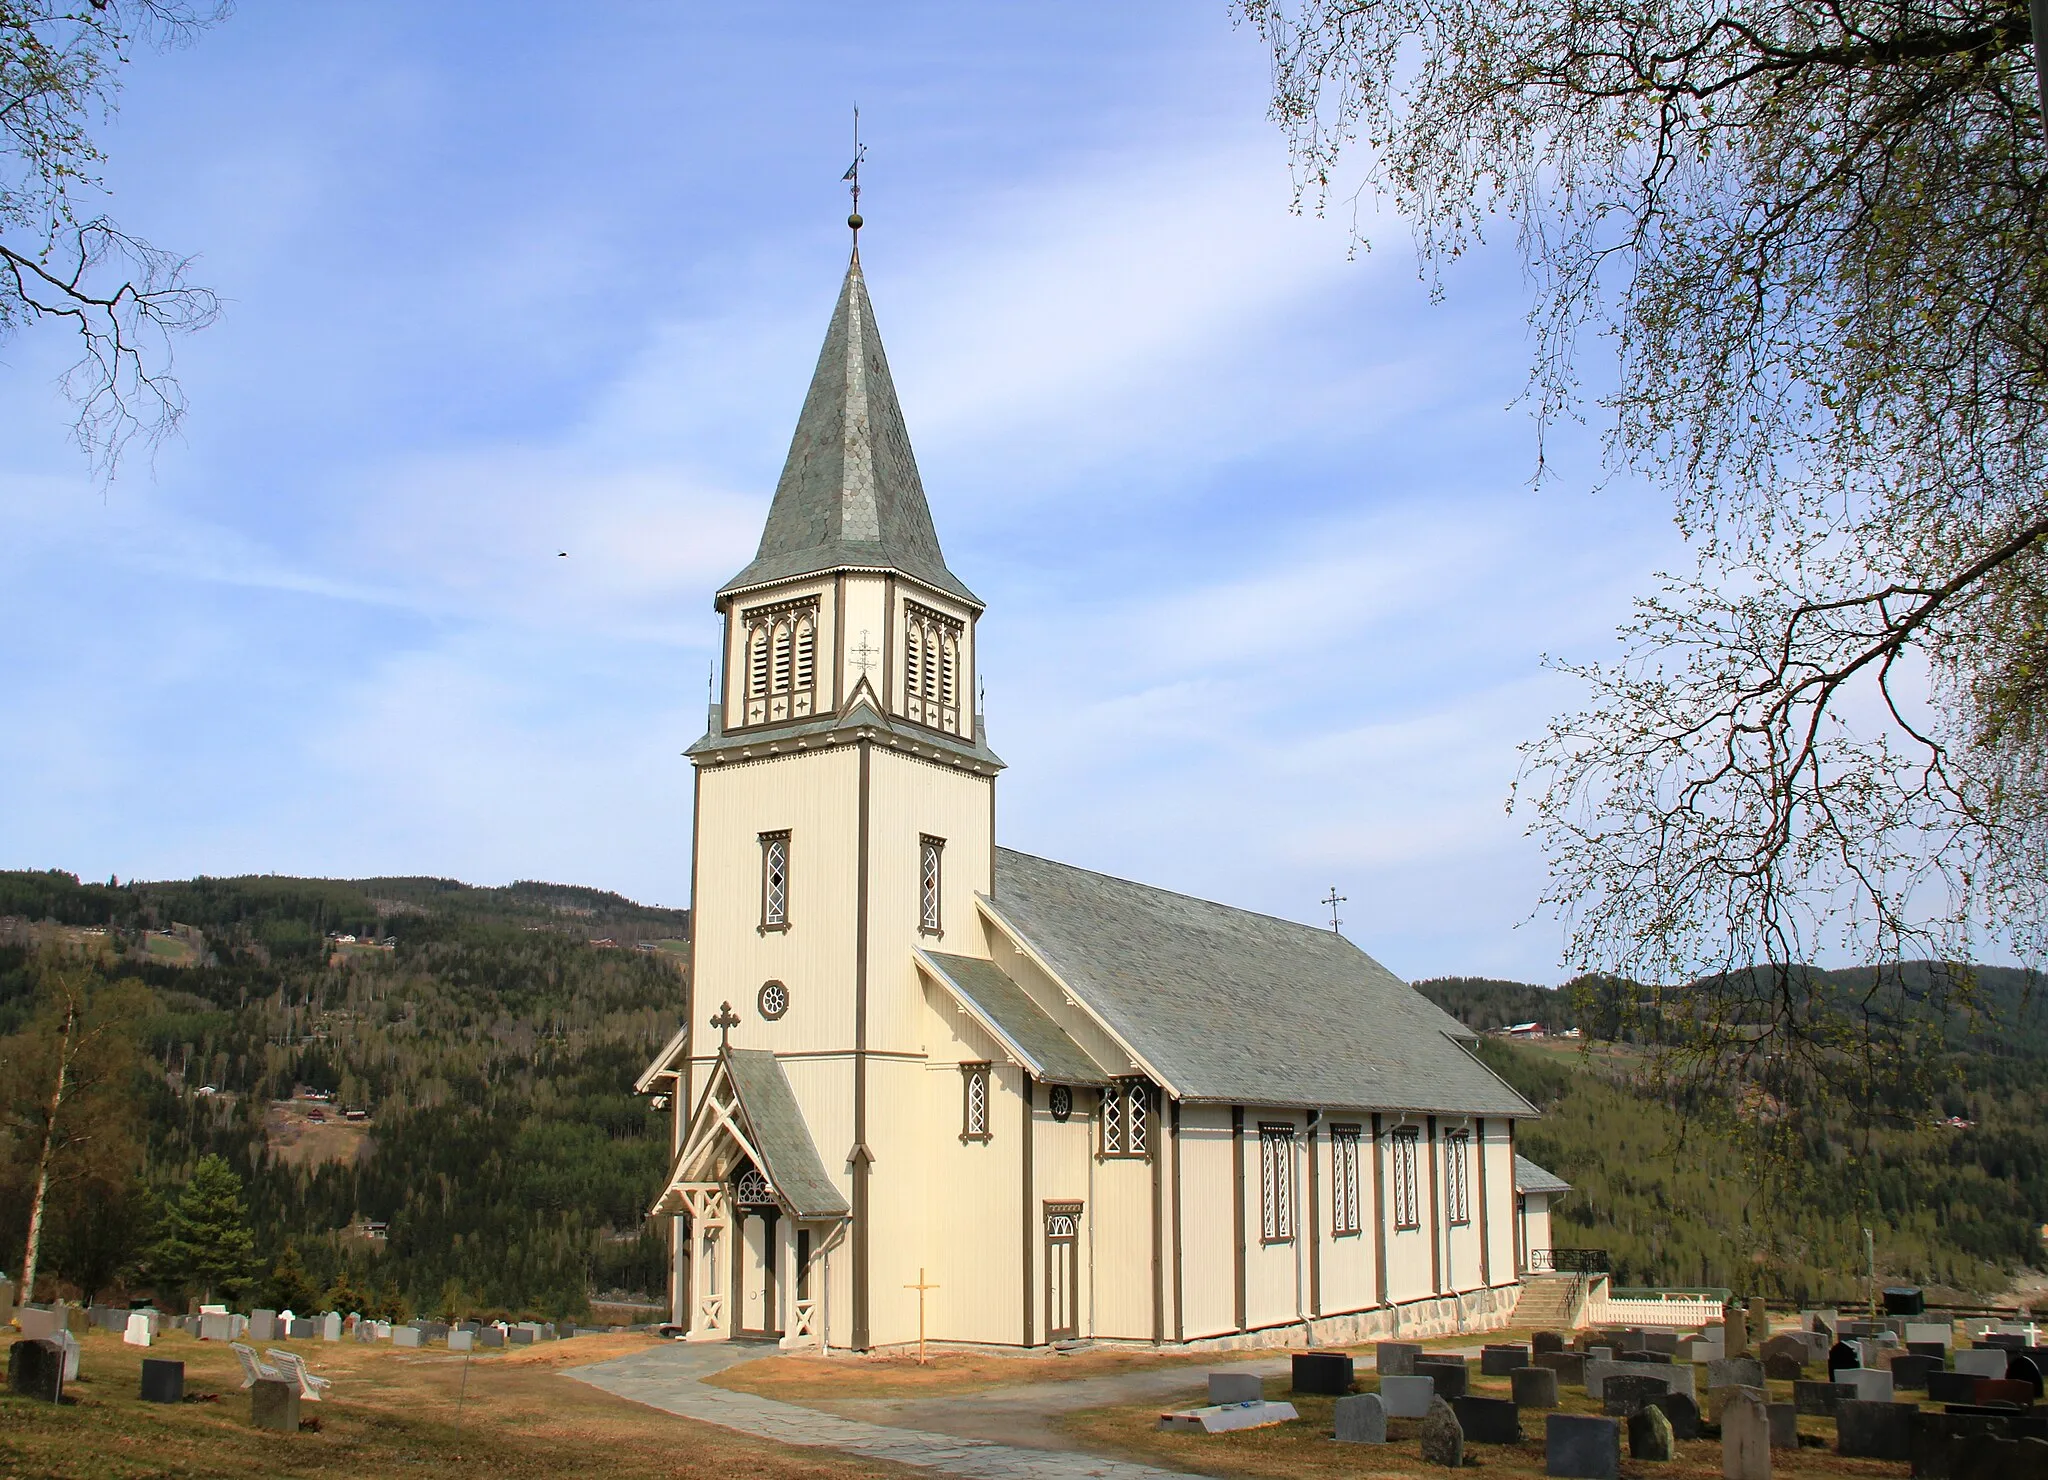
[739,598,819,726]
[902,601,963,732]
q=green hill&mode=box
[0,869,689,1319]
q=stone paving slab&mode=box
[565,1343,1202,1480]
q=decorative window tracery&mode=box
[1100,1079,1150,1158]
[1391,1127,1422,1230]
[733,1166,774,1206]
[1332,1124,1363,1236]
[919,836,944,934]
[961,1062,991,1141]
[741,598,819,726]
[1260,1124,1296,1242]
[760,832,790,931]
[902,602,963,732]
[1445,1130,1472,1225]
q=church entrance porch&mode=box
[733,1169,780,1338]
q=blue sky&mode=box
[0,2,1679,982]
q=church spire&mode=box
[718,251,978,607]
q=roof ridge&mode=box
[994,846,1360,951]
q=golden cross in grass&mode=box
[903,1267,939,1365]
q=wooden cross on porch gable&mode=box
[711,1001,740,1051]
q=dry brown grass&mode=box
[0,1328,913,1480]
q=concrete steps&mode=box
[1511,1275,1583,1330]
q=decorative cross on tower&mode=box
[851,629,878,679]
[711,1000,740,1050]
[1322,887,1347,935]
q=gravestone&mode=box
[1209,1372,1261,1404]
[1767,1403,1798,1449]
[1908,1340,1948,1360]
[1929,1370,1980,1403]
[124,1311,153,1348]
[448,1330,474,1352]
[1759,1332,1810,1365]
[1627,1402,1674,1461]
[1749,1297,1772,1344]
[139,1358,184,1403]
[355,1320,378,1343]
[1450,1394,1520,1444]
[1586,1358,1693,1401]
[250,1375,300,1434]
[1418,1396,1464,1468]
[1710,1356,1765,1390]
[2011,1353,2047,1396]
[249,1310,278,1343]
[1604,1375,1668,1417]
[508,1326,536,1346]
[1828,1340,1860,1378]
[1724,1312,1750,1358]
[392,1326,422,1349]
[1974,1376,2037,1406]
[54,1329,80,1381]
[1652,1390,1701,1440]
[7,1339,64,1403]
[1512,1366,1559,1408]
[1533,1329,1566,1355]
[1291,1350,1353,1394]
[1333,1392,1386,1443]
[1380,1373,1435,1418]
[16,1307,61,1341]
[1480,1343,1529,1376]
[1376,1341,1422,1377]
[1721,1387,1772,1480]
[1414,1356,1467,1399]
[1907,1321,1952,1348]
[292,1318,321,1340]
[1545,1414,1622,1479]
[1844,1367,1894,1402]
[1762,1354,1805,1382]
[1536,1351,1587,1386]
[1837,1398,1915,1460]
[322,1312,342,1342]
[1586,1345,1615,1362]
[1633,1349,1674,1364]
[1645,1330,1680,1356]
[1957,1347,2011,1378]
[479,1327,506,1349]
[199,1311,232,1341]
[1893,1353,1941,1390]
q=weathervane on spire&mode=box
[843,105,867,238]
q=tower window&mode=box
[919,836,944,934]
[1260,1124,1296,1243]
[740,598,818,726]
[902,601,963,732]
[760,831,790,931]
[961,1062,991,1141]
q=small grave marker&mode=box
[1544,1413,1621,1479]
[1332,1391,1385,1444]
[139,1358,184,1403]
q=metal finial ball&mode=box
[848,212,864,230]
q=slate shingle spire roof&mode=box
[718,249,978,606]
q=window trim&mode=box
[759,830,790,933]
[960,1061,992,1143]
[919,835,945,936]
[1100,1079,1151,1159]
[735,597,821,729]
[1391,1127,1422,1230]
[1259,1122,1297,1244]
[1331,1123,1363,1237]
[1445,1128,1473,1226]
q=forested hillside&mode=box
[1428,969,2048,1303]
[0,870,689,1320]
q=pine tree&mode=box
[156,1155,255,1305]
[266,1239,320,1313]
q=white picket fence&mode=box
[1585,1291,1724,1328]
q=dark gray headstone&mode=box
[1291,1350,1353,1394]
[1893,1352,1942,1391]
[1418,1396,1464,1468]
[1532,1329,1566,1355]
[6,1339,63,1402]
[1414,1356,1467,1399]
[1604,1374,1667,1416]
[1332,1391,1386,1444]
[1479,1343,1529,1376]
[1984,1332,2027,1350]
[1450,1394,1520,1444]
[1643,1391,1695,1442]
[1645,1329,1679,1356]
[1545,1414,1622,1479]
[1709,1355,1765,1389]
[1511,1365,1559,1408]
[1376,1341,1421,1377]
[1794,1379,1856,1416]
[1976,1376,2037,1406]
[508,1326,535,1345]
[1908,1340,1947,1360]
[1829,1339,1860,1377]
[480,1327,505,1348]
[1837,1398,1915,1460]
[1535,1350,1587,1385]
[1627,1402,1674,1461]
[1767,1402,1799,1449]
[1762,1352,1804,1382]
[1929,1369,1980,1404]
[139,1357,185,1403]
[2010,1354,2046,1397]
[250,1375,300,1434]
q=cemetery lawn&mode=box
[1054,1365,1914,1479]
[0,1329,913,1480]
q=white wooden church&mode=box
[638,238,1552,1352]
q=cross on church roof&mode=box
[1322,886,1347,935]
[711,1000,740,1050]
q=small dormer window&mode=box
[903,602,962,731]
[742,598,818,726]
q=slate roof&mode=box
[916,950,1111,1085]
[718,250,977,606]
[984,848,1539,1117]
[1514,1155,1572,1195]
[725,1049,850,1219]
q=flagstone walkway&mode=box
[564,1341,1210,1479]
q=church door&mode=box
[733,1168,780,1338]
[1044,1204,1081,1342]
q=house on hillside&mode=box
[636,231,1540,1352]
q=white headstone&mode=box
[1904,1322,1950,1347]
[55,1329,81,1381]
[393,1325,422,1348]
[1844,1368,1894,1402]
[1720,1387,1771,1479]
[199,1312,232,1341]
[322,1312,342,1342]
[1955,1348,2008,1378]
[278,1308,296,1326]
[124,1312,152,1347]
[448,1330,474,1352]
